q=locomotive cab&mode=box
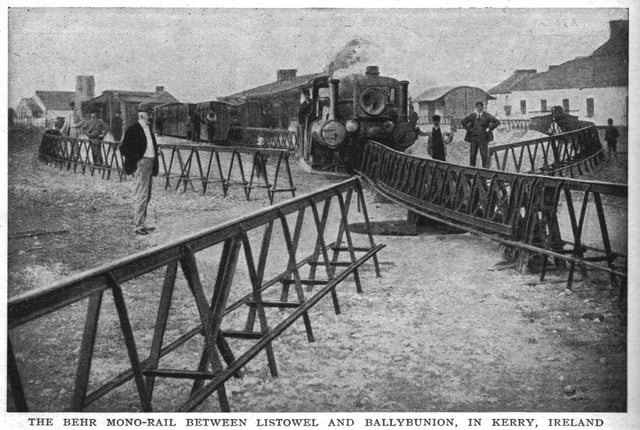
[305,66,416,171]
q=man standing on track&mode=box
[120,102,159,236]
[461,101,500,168]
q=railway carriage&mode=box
[248,65,418,171]
[154,66,418,172]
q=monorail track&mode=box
[357,136,627,297]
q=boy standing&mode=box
[426,115,450,161]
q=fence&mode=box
[358,139,626,293]
[496,118,530,132]
[38,133,297,204]
[8,177,384,412]
[488,124,604,177]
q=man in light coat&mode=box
[120,103,159,235]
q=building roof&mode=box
[510,54,627,91]
[34,91,75,110]
[86,89,179,105]
[19,97,43,115]
[224,71,327,99]
[489,20,628,93]
[488,70,538,94]
[413,86,494,102]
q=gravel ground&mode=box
[6,127,627,412]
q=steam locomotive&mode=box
[153,66,418,171]
[298,65,417,171]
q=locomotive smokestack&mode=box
[329,79,340,120]
[365,66,380,77]
[399,80,409,122]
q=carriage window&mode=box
[389,88,396,104]
[520,100,526,115]
[562,99,570,112]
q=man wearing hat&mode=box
[460,101,500,168]
[111,109,123,142]
[120,102,159,235]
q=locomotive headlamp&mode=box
[345,119,359,133]
[360,88,387,116]
[383,120,395,133]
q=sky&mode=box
[6,6,629,108]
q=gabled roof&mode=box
[413,86,494,102]
[20,97,43,115]
[489,20,628,93]
[510,54,627,91]
[34,91,74,110]
[488,70,537,94]
[224,72,327,99]
[87,90,179,105]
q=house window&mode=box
[504,105,512,117]
[586,98,594,117]
[540,99,547,112]
[562,98,570,112]
[520,100,527,115]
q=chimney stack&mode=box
[609,19,628,40]
[156,86,165,93]
[277,69,297,82]
[365,66,380,77]
[75,75,95,116]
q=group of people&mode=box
[187,108,217,142]
[60,102,123,142]
[415,101,500,167]
[113,97,622,239]
[58,102,124,166]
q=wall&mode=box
[443,87,491,119]
[487,87,628,126]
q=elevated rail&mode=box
[358,140,626,294]
[8,178,384,412]
[38,133,296,204]
[228,126,298,151]
[489,124,603,177]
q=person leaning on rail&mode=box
[460,101,500,168]
[120,102,159,236]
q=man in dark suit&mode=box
[120,102,159,235]
[460,101,500,168]
[111,109,123,142]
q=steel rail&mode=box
[488,124,604,177]
[8,177,384,412]
[38,133,296,203]
[358,139,626,293]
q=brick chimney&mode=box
[609,19,628,40]
[75,75,95,115]
[592,20,628,56]
[276,69,297,82]
[156,86,165,93]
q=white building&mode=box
[487,20,628,127]
[16,90,75,127]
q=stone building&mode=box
[412,86,495,126]
[487,20,628,126]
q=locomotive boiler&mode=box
[302,66,417,171]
